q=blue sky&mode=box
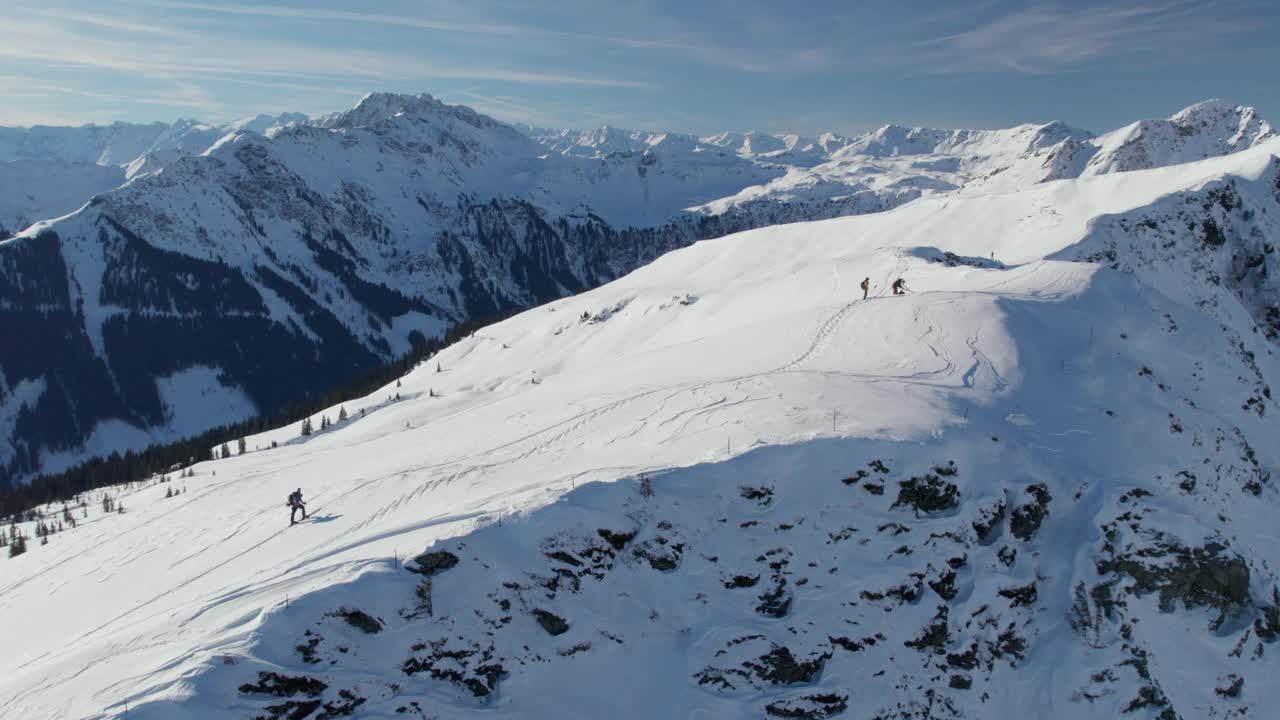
[2,0,1276,135]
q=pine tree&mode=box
[117,501,125,514]
[397,379,402,388]
[165,487,173,499]
[101,495,113,513]
[338,406,347,422]
[238,437,247,455]
[219,442,230,459]
[9,524,26,557]
[301,417,313,436]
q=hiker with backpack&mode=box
[287,488,307,525]
[860,277,871,300]
[892,278,908,295]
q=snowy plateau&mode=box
[1,95,1280,720]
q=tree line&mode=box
[0,312,511,520]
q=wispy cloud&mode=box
[912,1,1266,74]
[0,12,656,91]
[135,0,536,37]
[134,0,807,75]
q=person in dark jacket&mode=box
[288,488,307,525]
[892,278,907,295]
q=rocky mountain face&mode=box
[0,95,1272,486]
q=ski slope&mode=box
[3,140,1280,719]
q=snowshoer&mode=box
[892,278,907,295]
[860,277,871,300]
[288,488,307,525]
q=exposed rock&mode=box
[1100,537,1250,627]
[764,692,849,718]
[724,574,761,589]
[892,472,960,515]
[333,608,382,634]
[408,550,459,577]
[1010,484,1051,541]
[533,609,570,636]
[1215,674,1244,698]
[239,672,327,698]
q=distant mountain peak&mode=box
[312,92,502,134]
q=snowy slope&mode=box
[2,139,1280,719]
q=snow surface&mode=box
[3,138,1280,719]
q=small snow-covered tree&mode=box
[219,442,230,459]
[238,437,247,455]
[301,417,313,437]
[339,406,348,422]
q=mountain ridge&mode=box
[0,96,1273,486]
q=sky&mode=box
[0,0,1276,135]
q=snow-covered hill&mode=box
[2,135,1280,719]
[0,96,1274,487]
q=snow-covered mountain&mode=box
[0,96,1273,487]
[696,100,1275,217]
[2,133,1280,719]
[0,113,306,238]
[525,124,853,168]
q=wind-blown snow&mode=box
[2,137,1279,719]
